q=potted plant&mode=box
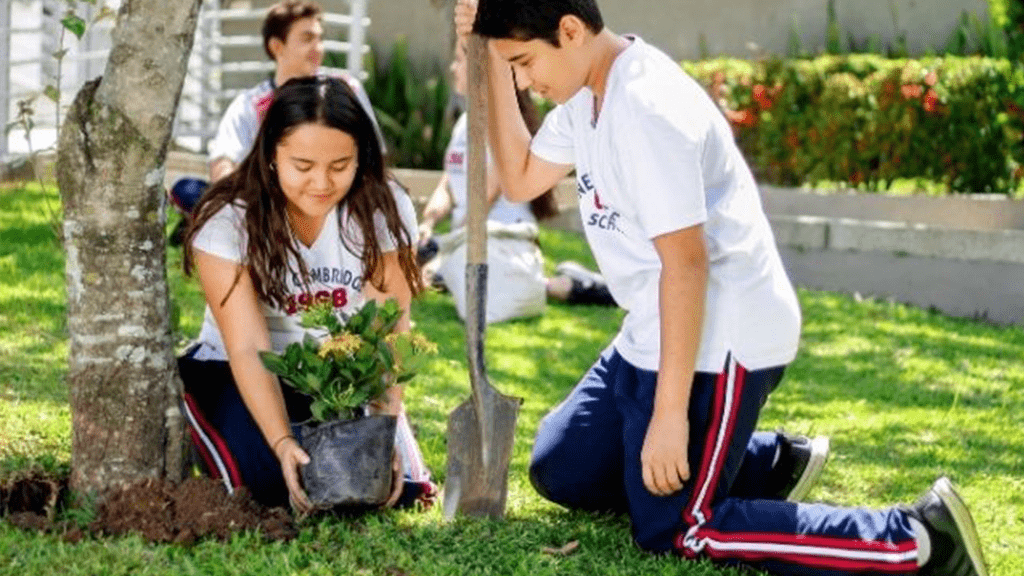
[259,298,436,509]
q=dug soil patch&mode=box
[2,473,295,544]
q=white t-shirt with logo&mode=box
[530,36,800,373]
[446,112,535,228]
[191,183,417,361]
[208,74,385,165]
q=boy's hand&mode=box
[454,0,477,38]
[641,413,691,496]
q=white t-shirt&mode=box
[530,36,800,373]
[446,112,535,228]
[208,74,385,165]
[191,182,418,361]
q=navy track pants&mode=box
[529,345,919,575]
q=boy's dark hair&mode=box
[262,0,322,60]
[473,0,603,46]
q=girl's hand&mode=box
[274,436,313,513]
[383,450,406,508]
[454,0,477,38]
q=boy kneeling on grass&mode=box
[455,0,987,574]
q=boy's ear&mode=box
[268,36,284,61]
[558,15,588,47]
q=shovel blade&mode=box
[443,391,520,519]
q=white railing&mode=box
[2,0,370,162]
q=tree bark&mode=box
[55,0,201,495]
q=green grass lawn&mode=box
[1,182,1022,575]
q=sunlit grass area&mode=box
[2,182,1021,575]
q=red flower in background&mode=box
[922,89,939,113]
[726,108,758,128]
[900,84,923,99]
[752,84,773,109]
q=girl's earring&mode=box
[270,161,277,171]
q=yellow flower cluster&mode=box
[409,332,438,355]
[384,332,439,355]
[318,332,363,359]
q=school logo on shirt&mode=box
[285,267,363,315]
[447,151,464,168]
[577,172,623,234]
[254,92,274,122]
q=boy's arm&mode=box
[482,45,571,202]
[209,157,236,183]
[641,224,708,496]
[455,0,572,202]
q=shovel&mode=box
[443,34,521,520]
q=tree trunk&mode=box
[55,0,201,495]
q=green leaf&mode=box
[304,373,322,392]
[324,313,343,336]
[43,85,60,103]
[317,360,333,383]
[310,400,329,422]
[283,342,302,365]
[258,351,288,375]
[61,14,87,40]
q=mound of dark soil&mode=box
[91,477,296,544]
[2,473,295,544]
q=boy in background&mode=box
[207,0,379,182]
[456,0,986,574]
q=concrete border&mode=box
[761,185,1024,232]
[769,215,1024,325]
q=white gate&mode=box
[1,0,370,162]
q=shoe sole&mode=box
[934,477,988,576]
[555,261,603,285]
[785,436,829,502]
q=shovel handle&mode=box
[466,34,488,268]
[465,33,495,466]
[465,32,489,390]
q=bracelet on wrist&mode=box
[271,434,295,454]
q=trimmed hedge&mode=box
[684,55,1024,193]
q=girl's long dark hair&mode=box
[514,89,558,220]
[184,76,423,309]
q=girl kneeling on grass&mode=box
[180,76,435,513]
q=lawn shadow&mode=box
[301,504,750,576]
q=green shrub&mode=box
[362,38,454,170]
[685,55,1024,193]
[988,0,1024,60]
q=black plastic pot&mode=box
[299,414,397,509]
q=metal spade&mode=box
[443,33,521,520]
